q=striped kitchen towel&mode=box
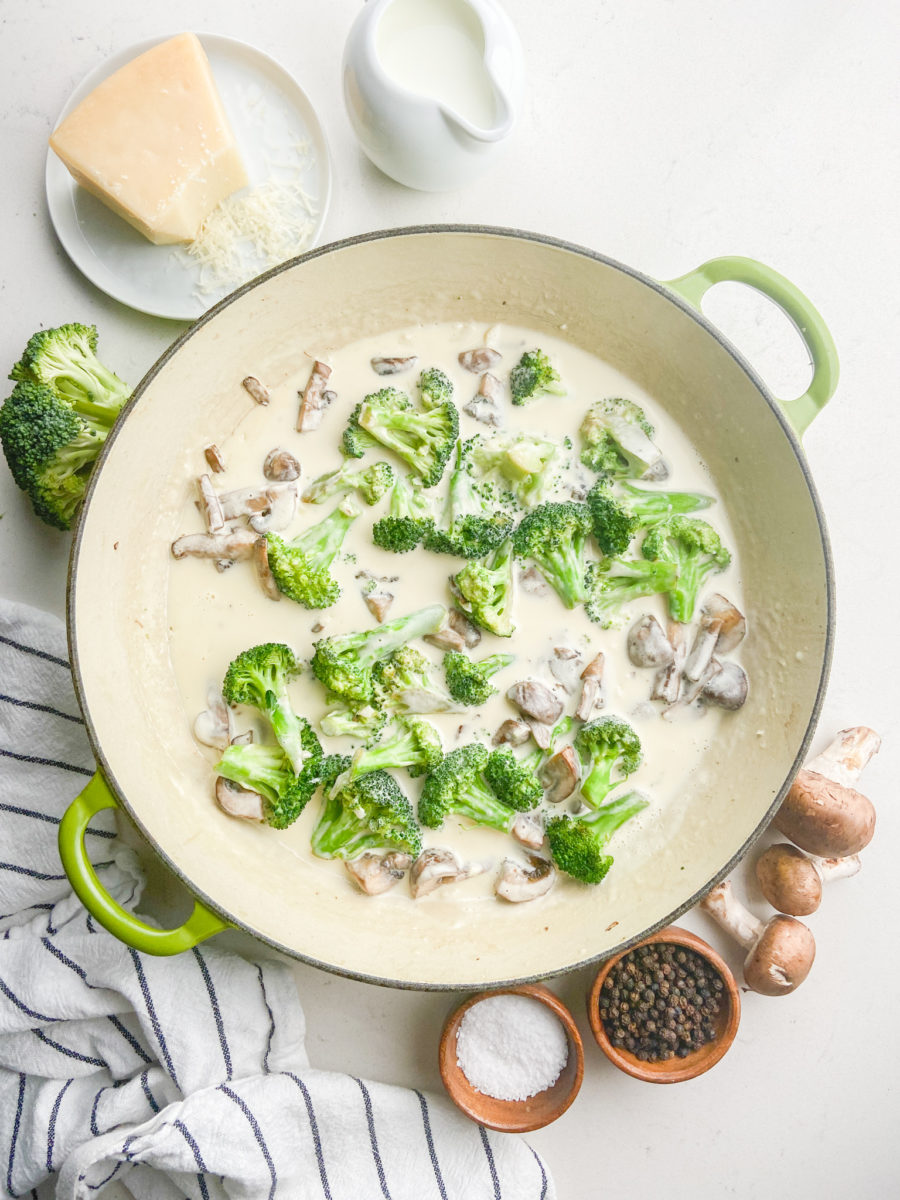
[0,597,555,1200]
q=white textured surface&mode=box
[1,2,898,1196]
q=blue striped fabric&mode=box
[0,597,555,1199]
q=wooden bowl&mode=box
[439,983,584,1132]
[587,926,740,1084]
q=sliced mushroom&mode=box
[409,848,485,898]
[511,809,545,850]
[371,355,418,375]
[700,593,747,653]
[526,718,554,750]
[701,879,815,996]
[217,483,298,533]
[495,855,557,903]
[640,457,670,482]
[172,528,260,561]
[345,851,413,896]
[197,474,225,533]
[297,360,333,431]
[492,718,532,747]
[215,776,264,822]
[204,443,226,473]
[702,659,748,709]
[507,680,564,726]
[651,621,686,703]
[242,375,269,405]
[674,658,722,708]
[459,347,502,374]
[194,687,234,750]
[365,590,394,622]
[448,609,482,648]
[253,536,281,601]
[576,653,606,721]
[230,729,254,746]
[519,566,550,597]
[628,616,674,669]
[549,647,583,692]
[540,745,580,803]
[424,628,467,652]
[263,447,301,482]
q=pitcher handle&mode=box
[59,772,230,955]
[663,255,839,438]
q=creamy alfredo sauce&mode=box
[166,321,745,905]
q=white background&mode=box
[1,1,898,1196]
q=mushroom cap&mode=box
[774,768,876,857]
[743,915,816,995]
[755,843,822,915]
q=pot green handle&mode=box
[663,256,839,438]
[59,772,230,954]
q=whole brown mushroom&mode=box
[755,843,861,916]
[775,726,880,857]
[701,879,816,996]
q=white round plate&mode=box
[45,32,332,322]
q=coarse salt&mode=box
[456,994,569,1101]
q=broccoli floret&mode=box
[10,322,130,414]
[371,472,436,553]
[418,366,454,409]
[546,791,649,884]
[483,747,543,811]
[583,557,677,628]
[320,703,388,743]
[642,516,732,624]
[472,432,559,508]
[215,738,325,830]
[509,350,566,406]
[424,440,513,558]
[222,643,311,774]
[512,501,594,608]
[311,768,422,860]
[418,743,516,832]
[372,645,458,714]
[302,459,395,506]
[348,386,458,487]
[587,480,715,556]
[574,716,642,809]
[311,603,446,707]
[580,397,662,479]
[329,718,443,797]
[453,539,516,638]
[443,649,514,706]
[265,497,360,609]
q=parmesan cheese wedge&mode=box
[50,33,248,245]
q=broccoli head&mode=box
[574,715,642,809]
[512,501,594,608]
[424,439,513,558]
[222,643,312,774]
[215,738,325,830]
[320,702,388,743]
[311,603,446,707]
[302,459,394,506]
[347,386,458,487]
[371,471,436,553]
[587,479,715,556]
[311,768,422,860]
[265,497,360,609]
[509,350,566,406]
[418,743,518,832]
[642,516,731,624]
[583,557,676,628]
[453,540,516,638]
[443,649,514,706]
[472,432,559,508]
[418,366,454,409]
[10,322,130,414]
[580,397,662,479]
[327,718,443,798]
[372,644,458,714]
[546,791,649,884]
[483,747,543,811]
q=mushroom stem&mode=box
[805,726,881,790]
[701,879,816,995]
[297,360,333,431]
[652,621,686,703]
[198,474,225,533]
[576,653,605,721]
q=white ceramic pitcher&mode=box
[342,0,524,191]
